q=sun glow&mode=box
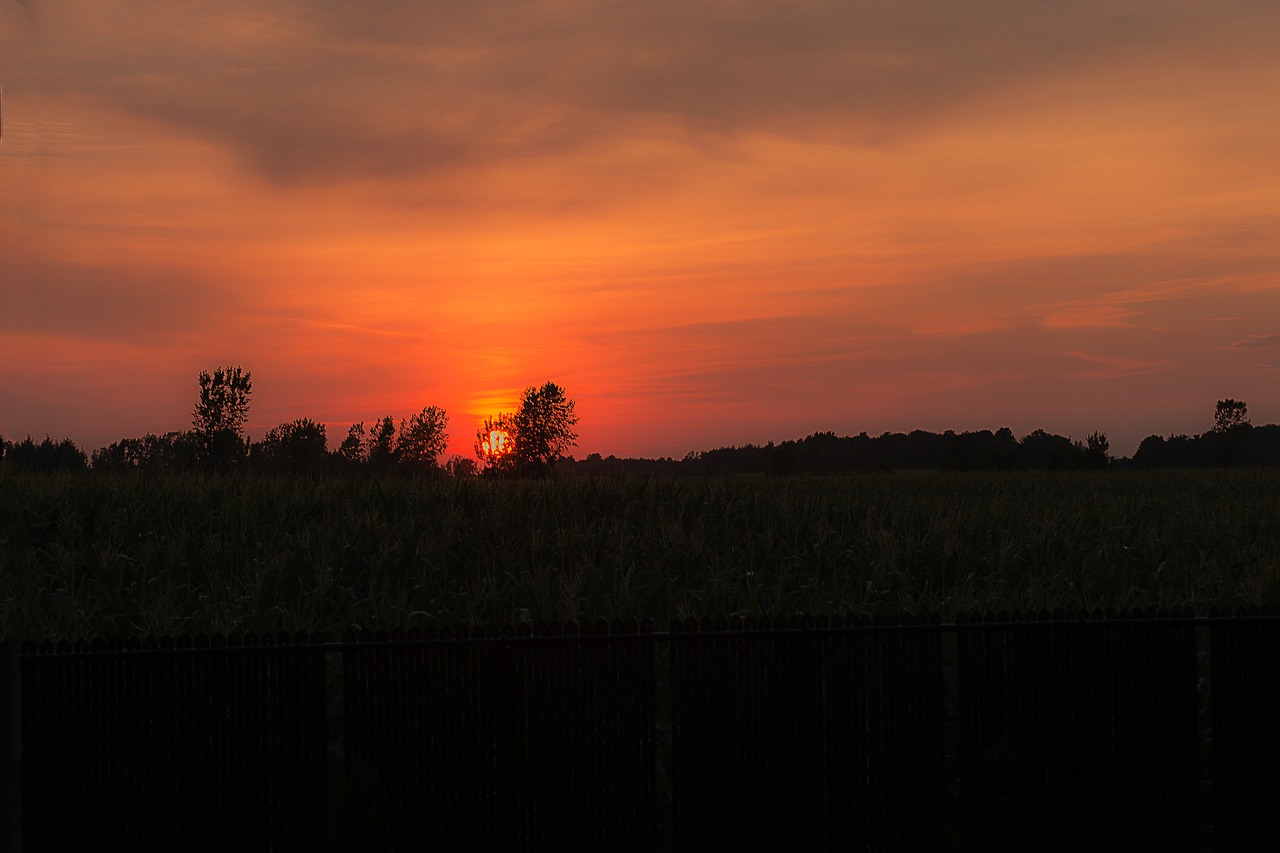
[480,428,512,462]
[483,429,510,457]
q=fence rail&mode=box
[8,610,1280,852]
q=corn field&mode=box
[2,469,1277,642]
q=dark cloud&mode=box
[1229,333,1280,348]
[18,1,1280,185]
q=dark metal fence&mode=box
[670,616,945,852]
[8,610,1279,851]
[19,635,327,852]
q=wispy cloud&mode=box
[1065,350,1180,381]
[1227,333,1280,348]
[1043,305,1141,330]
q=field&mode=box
[2,468,1278,642]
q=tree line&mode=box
[0,367,578,477]
[559,400,1278,476]
[1,380,1273,475]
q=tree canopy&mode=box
[512,382,579,473]
[398,406,450,467]
[192,366,252,467]
[1214,399,1250,432]
[193,366,252,436]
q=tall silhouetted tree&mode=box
[192,366,252,467]
[513,382,579,474]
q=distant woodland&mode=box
[4,420,1279,477]
[561,420,1280,476]
[1,375,1274,476]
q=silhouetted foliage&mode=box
[366,416,398,469]
[336,418,396,467]
[17,378,1280,478]
[512,382,579,475]
[339,422,367,464]
[92,432,200,471]
[560,425,1126,477]
[335,409,449,473]
[252,419,328,473]
[1214,399,1250,433]
[5,436,88,471]
[444,455,479,478]
[1085,431,1111,468]
[1131,421,1280,469]
[397,406,449,469]
[192,366,252,468]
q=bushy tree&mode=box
[397,406,449,467]
[192,366,252,467]
[1214,399,1249,432]
[253,419,328,472]
[513,382,579,474]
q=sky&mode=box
[2,0,1278,461]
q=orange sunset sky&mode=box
[2,1,1278,461]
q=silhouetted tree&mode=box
[475,412,518,474]
[1085,431,1111,468]
[339,422,367,464]
[93,431,201,471]
[6,436,88,471]
[92,437,145,470]
[444,455,479,478]
[1214,399,1250,432]
[366,416,398,469]
[1020,429,1082,469]
[513,382,579,474]
[192,366,252,468]
[253,419,328,472]
[397,406,449,468]
[1133,434,1167,468]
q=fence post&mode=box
[0,642,18,853]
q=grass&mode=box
[2,468,1277,642]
